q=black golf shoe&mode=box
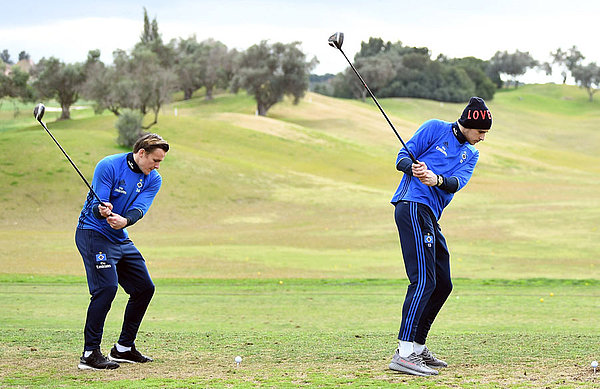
[108,344,153,363]
[78,349,120,370]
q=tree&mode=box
[380,50,476,102]
[18,51,30,61]
[137,7,173,68]
[0,49,12,65]
[312,82,334,96]
[571,62,600,102]
[551,46,584,84]
[356,37,390,58]
[331,37,496,102]
[539,61,553,77]
[550,48,567,84]
[565,46,585,71]
[447,57,497,100]
[231,41,317,116]
[83,47,177,129]
[126,47,177,128]
[112,47,177,128]
[6,66,34,100]
[198,38,233,100]
[221,48,241,92]
[172,36,204,100]
[115,109,144,147]
[0,63,35,115]
[82,8,177,130]
[32,57,86,120]
[331,68,357,99]
[81,50,121,115]
[172,37,235,101]
[345,55,395,101]
[309,73,335,96]
[489,50,538,88]
[140,7,157,45]
[387,56,475,102]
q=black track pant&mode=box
[394,201,453,344]
[76,228,155,351]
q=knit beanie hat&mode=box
[458,97,492,130]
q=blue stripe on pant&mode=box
[75,228,155,351]
[394,201,453,344]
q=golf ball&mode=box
[592,360,598,368]
[235,356,242,364]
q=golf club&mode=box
[328,32,417,163]
[33,103,109,209]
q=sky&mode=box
[2,0,600,84]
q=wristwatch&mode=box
[436,174,444,187]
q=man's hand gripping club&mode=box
[98,203,128,230]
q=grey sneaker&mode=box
[389,349,439,376]
[418,346,448,368]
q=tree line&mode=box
[2,12,600,146]
[312,37,600,103]
[0,8,316,146]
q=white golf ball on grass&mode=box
[235,356,242,364]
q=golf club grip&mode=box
[39,120,107,208]
[338,48,418,163]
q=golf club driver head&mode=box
[34,103,46,122]
[328,32,344,50]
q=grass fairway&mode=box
[1,84,600,387]
[1,277,599,388]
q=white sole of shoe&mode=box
[77,363,97,370]
[77,363,118,370]
[389,362,434,376]
[108,355,137,363]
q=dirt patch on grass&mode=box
[1,346,598,388]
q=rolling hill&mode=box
[1,84,599,280]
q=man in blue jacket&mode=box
[75,133,169,370]
[388,97,492,376]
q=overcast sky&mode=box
[2,0,600,83]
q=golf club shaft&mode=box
[38,119,108,208]
[337,48,417,163]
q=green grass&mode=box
[1,84,600,387]
[2,87,600,280]
[0,277,598,388]
[0,98,99,133]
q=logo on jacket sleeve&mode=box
[136,179,143,193]
[424,233,434,248]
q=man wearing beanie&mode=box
[388,97,492,376]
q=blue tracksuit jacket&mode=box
[391,119,479,220]
[77,153,162,243]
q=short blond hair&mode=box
[133,133,169,153]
